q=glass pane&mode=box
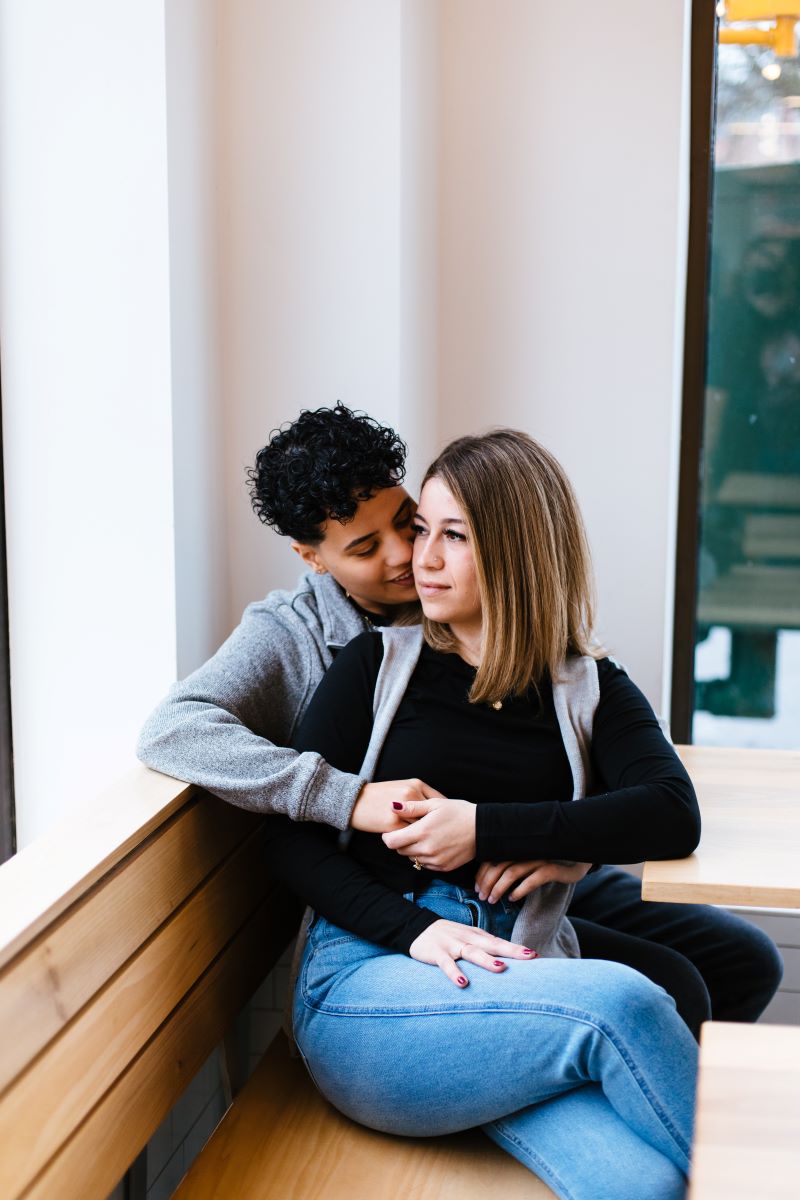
[693,24,800,747]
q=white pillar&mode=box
[0,1,177,844]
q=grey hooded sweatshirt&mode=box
[137,572,373,828]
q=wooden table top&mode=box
[642,746,800,909]
[689,1021,800,1199]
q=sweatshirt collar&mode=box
[308,570,373,648]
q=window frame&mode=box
[670,0,719,743]
[0,382,15,863]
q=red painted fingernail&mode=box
[392,802,403,810]
[522,948,536,956]
[493,960,505,968]
[457,975,468,986]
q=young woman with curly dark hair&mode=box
[138,402,437,833]
[247,402,419,618]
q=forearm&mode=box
[476,777,700,864]
[263,817,439,952]
[138,696,364,827]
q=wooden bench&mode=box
[0,768,554,1199]
[689,1021,800,1199]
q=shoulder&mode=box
[334,629,385,667]
[302,630,385,716]
[238,576,316,626]
[221,584,320,663]
[596,656,628,684]
[594,655,663,727]
[238,573,345,650]
[254,575,322,628]
[323,630,386,692]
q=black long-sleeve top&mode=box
[262,633,700,955]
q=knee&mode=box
[576,960,679,1030]
[653,948,711,1041]
[736,925,784,1015]
[749,926,784,992]
[712,919,785,1021]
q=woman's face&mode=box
[412,477,482,635]
[294,485,417,615]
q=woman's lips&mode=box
[417,581,449,595]
[388,570,415,587]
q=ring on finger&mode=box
[412,857,423,871]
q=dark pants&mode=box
[568,865,784,1040]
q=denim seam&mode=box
[298,997,691,1161]
[487,1119,576,1200]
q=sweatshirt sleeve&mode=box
[263,815,439,953]
[136,595,364,828]
[475,659,701,864]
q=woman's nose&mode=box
[414,537,442,569]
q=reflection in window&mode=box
[693,28,800,747]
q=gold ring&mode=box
[412,857,423,871]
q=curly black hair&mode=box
[248,402,407,543]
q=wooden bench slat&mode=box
[20,892,299,1200]
[0,826,271,1199]
[0,767,193,971]
[0,795,259,1092]
[174,1034,556,1200]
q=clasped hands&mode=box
[351,779,591,986]
[351,778,591,900]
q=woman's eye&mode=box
[444,528,466,542]
[409,523,426,536]
[355,544,377,558]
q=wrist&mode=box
[349,782,371,830]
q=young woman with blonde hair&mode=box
[264,429,698,1200]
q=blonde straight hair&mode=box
[421,430,601,704]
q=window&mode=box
[674,3,800,747]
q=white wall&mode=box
[0,1,178,846]
[212,0,690,711]
[216,0,409,620]
[436,0,691,712]
[399,0,440,497]
[165,0,229,677]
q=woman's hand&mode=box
[475,859,593,904]
[409,918,537,986]
[350,779,445,834]
[382,797,476,871]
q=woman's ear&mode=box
[291,541,328,575]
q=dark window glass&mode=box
[693,22,800,747]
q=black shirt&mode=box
[263,633,700,954]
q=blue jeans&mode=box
[569,865,783,1025]
[294,881,697,1200]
